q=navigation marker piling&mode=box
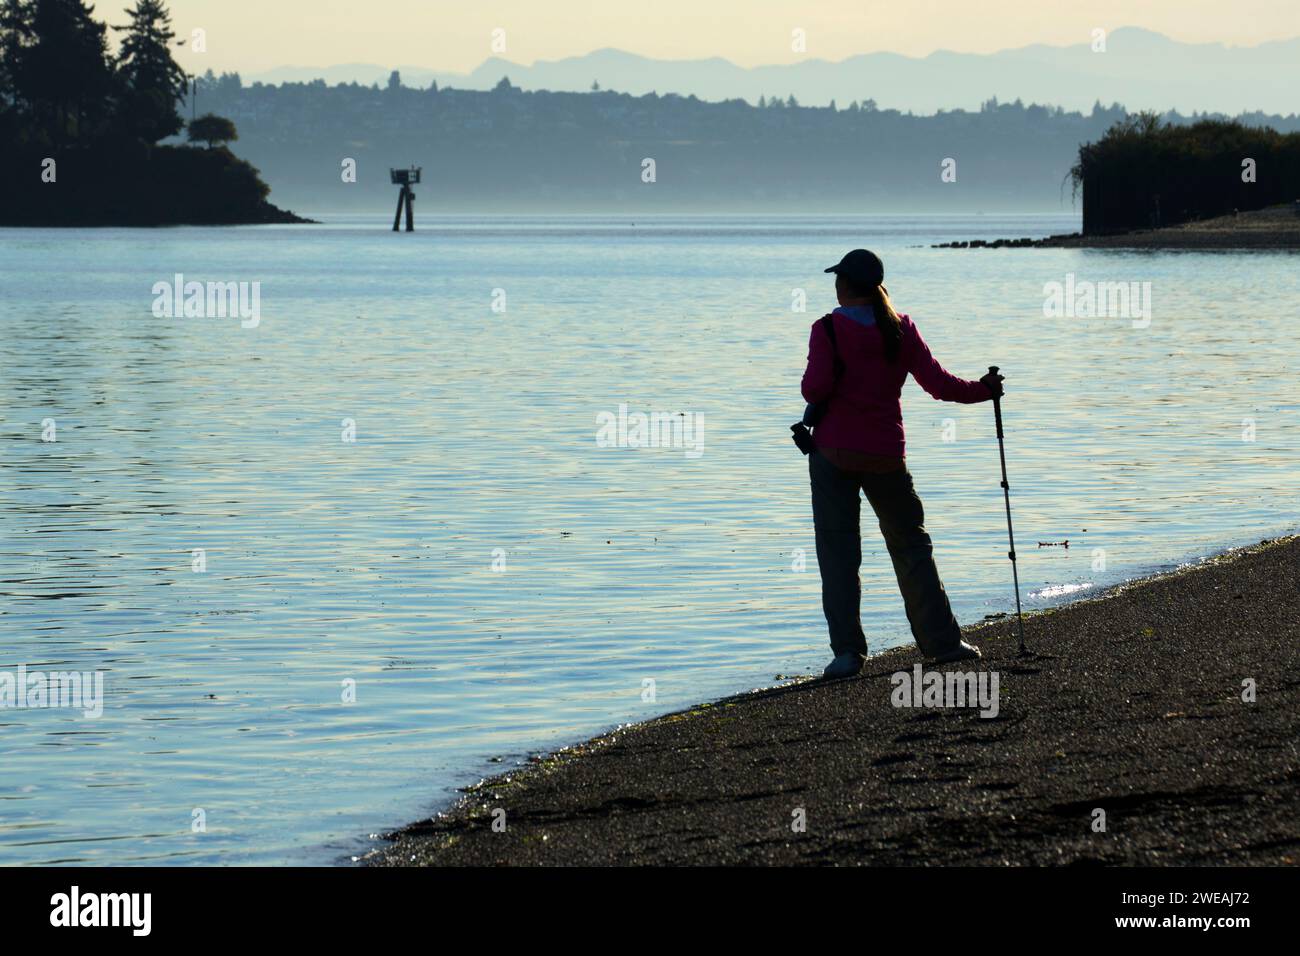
[390,166,421,232]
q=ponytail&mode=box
[869,283,903,364]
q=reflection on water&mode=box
[1,215,1297,865]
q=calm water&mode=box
[1,214,1297,865]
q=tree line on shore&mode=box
[1072,114,1300,233]
[0,0,295,225]
[188,68,1300,215]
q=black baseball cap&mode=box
[824,249,884,287]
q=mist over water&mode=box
[2,214,1296,864]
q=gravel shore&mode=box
[932,202,1300,250]
[370,535,1300,866]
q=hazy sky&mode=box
[93,0,1300,73]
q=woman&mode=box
[802,249,1003,679]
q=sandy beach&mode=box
[371,535,1300,866]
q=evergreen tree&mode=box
[113,0,186,142]
[0,0,33,108]
[24,0,115,141]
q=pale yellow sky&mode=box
[93,0,1300,73]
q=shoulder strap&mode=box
[821,314,844,378]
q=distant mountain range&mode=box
[242,28,1300,115]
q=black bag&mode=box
[791,315,842,455]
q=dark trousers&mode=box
[809,449,965,658]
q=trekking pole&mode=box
[988,366,1026,655]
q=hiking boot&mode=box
[822,652,867,679]
[927,640,982,665]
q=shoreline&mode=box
[932,202,1300,250]
[0,143,313,228]
[0,215,319,228]
[369,534,1300,866]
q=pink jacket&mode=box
[801,308,991,458]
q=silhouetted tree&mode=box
[1,0,298,226]
[0,0,33,109]
[187,112,236,148]
[113,0,186,142]
[1072,114,1300,232]
[23,0,116,141]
